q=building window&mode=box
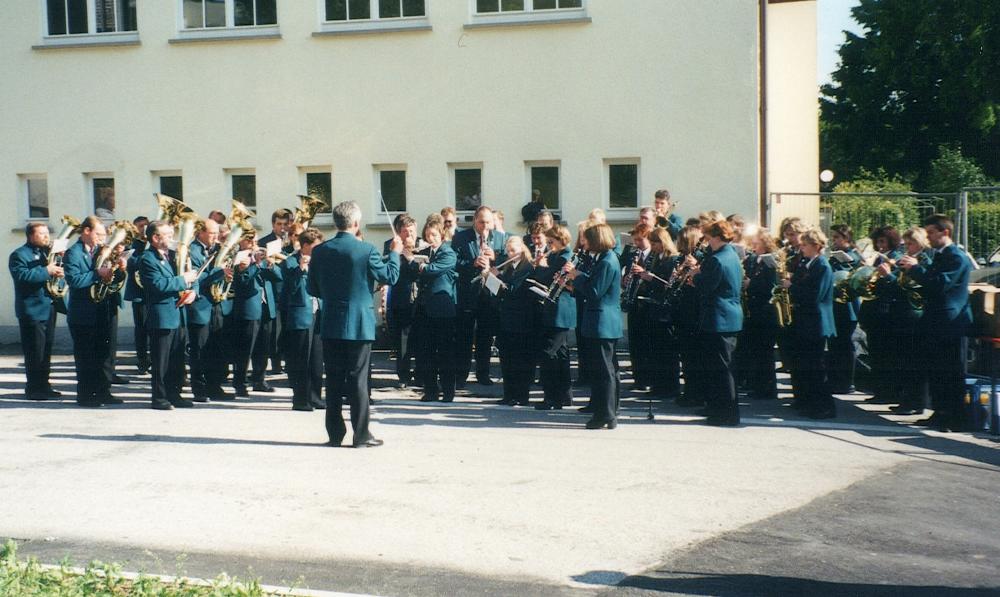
[227,170,257,210]
[299,167,334,217]
[87,173,116,219]
[606,159,640,210]
[152,171,184,201]
[325,0,425,21]
[183,0,277,29]
[375,165,407,213]
[449,164,482,212]
[526,162,559,210]
[20,175,49,219]
[46,0,138,36]
[475,0,580,11]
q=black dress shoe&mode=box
[170,399,194,408]
[26,393,50,401]
[705,416,740,427]
[477,378,494,386]
[311,401,326,409]
[914,414,939,427]
[420,395,439,402]
[292,404,314,412]
[535,403,556,411]
[212,390,236,401]
[44,388,63,398]
[193,396,210,403]
[271,366,284,375]
[514,400,531,406]
[77,400,104,408]
[234,386,249,397]
[111,376,130,385]
[496,398,515,406]
[890,405,923,415]
[442,396,454,403]
[151,402,174,410]
[325,440,343,447]
[585,418,616,430]
[353,437,384,448]
[578,405,594,413]
[252,382,275,393]
[100,395,124,405]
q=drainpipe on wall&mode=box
[758,0,768,225]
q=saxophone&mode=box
[90,220,138,303]
[770,250,793,327]
[45,215,81,300]
[209,200,256,303]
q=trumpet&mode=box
[45,215,80,300]
[209,201,256,303]
[90,220,138,303]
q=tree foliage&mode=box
[820,0,1000,188]
[926,144,993,191]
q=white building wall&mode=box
[0,0,782,335]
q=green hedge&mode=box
[821,196,921,238]
[968,202,1000,261]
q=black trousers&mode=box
[678,327,705,402]
[250,310,273,383]
[699,333,739,421]
[150,326,188,407]
[778,327,801,402]
[188,306,227,396]
[419,312,456,400]
[649,320,680,398]
[794,334,835,416]
[575,330,591,385]
[539,327,572,406]
[585,338,619,423]
[922,333,967,426]
[743,321,778,400]
[19,307,56,395]
[456,294,497,383]
[626,306,654,387]
[232,318,260,390]
[827,309,857,393]
[388,308,415,385]
[284,321,324,408]
[323,339,374,445]
[861,315,893,400]
[500,330,533,404]
[69,323,113,402]
[105,308,119,378]
[893,318,928,410]
[132,302,149,367]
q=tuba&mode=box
[293,194,328,231]
[209,200,256,303]
[90,220,137,303]
[45,215,81,300]
[770,250,793,327]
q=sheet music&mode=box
[829,250,852,264]
[760,253,778,269]
[484,272,503,296]
[619,232,634,248]
[265,239,283,257]
[234,250,251,265]
[50,238,69,253]
[119,249,135,262]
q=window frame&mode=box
[298,165,334,224]
[85,172,117,221]
[225,168,258,211]
[603,157,641,213]
[447,162,484,216]
[174,0,280,42]
[316,0,430,35]
[466,0,588,28]
[19,174,50,222]
[373,164,408,217]
[38,0,140,47]
[524,160,561,212]
[152,170,184,201]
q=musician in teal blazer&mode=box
[63,217,120,407]
[9,222,61,400]
[534,226,578,409]
[786,228,836,420]
[306,201,401,448]
[496,237,536,406]
[452,206,507,385]
[279,229,325,411]
[186,220,229,401]
[139,221,200,409]
[229,233,282,395]
[898,214,972,432]
[124,217,150,372]
[827,224,862,393]
[691,221,744,426]
[566,224,622,430]
[413,222,457,402]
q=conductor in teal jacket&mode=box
[565,223,623,430]
[308,201,402,448]
[8,222,63,400]
[691,220,744,426]
[898,214,972,432]
[786,228,837,420]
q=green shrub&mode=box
[821,196,921,238]
[0,540,270,596]
[967,202,1000,261]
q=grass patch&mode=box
[0,539,275,596]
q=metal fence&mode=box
[768,188,1000,262]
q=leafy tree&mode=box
[925,144,994,191]
[821,0,1000,188]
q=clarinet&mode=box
[620,251,642,310]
